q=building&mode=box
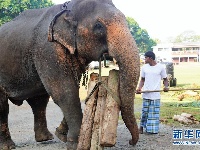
[153,43,200,63]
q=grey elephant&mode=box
[0,0,140,149]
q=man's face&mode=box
[144,56,150,64]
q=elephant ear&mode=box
[48,10,77,54]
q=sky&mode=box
[52,0,200,42]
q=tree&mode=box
[0,0,53,26]
[126,17,157,53]
[173,30,200,43]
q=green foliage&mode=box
[0,0,53,26]
[126,17,157,53]
[173,30,200,43]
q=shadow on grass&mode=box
[175,83,191,87]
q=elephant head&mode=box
[48,0,140,145]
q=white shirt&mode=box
[141,63,167,99]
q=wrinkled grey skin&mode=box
[0,0,140,149]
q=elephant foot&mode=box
[66,141,77,150]
[0,125,15,150]
[129,129,139,146]
[129,139,138,146]
[55,127,68,143]
[128,124,139,146]
[0,139,15,150]
[35,129,54,142]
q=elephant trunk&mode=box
[105,15,140,145]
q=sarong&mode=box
[140,99,160,133]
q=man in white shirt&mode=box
[136,51,169,134]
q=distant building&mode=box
[153,43,200,63]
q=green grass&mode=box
[174,63,200,86]
[157,63,200,126]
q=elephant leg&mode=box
[0,89,15,149]
[36,73,82,143]
[34,49,83,145]
[55,117,68,142]
[53,90,82,144]
[59,93,82,143]
[26,94,53,142]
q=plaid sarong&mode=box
[140,98,160,133]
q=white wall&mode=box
[153,43,173,62]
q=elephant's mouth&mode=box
[101,50,115,63]
[101,49,108,57]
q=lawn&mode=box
[159,63,200,126]
[79,62,200,126]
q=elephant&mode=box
[0,0,140,149]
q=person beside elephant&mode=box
[136,51,169,134]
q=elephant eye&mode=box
[93,21,106,36]
[94,22,103,30]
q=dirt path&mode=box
[8,100,200,150]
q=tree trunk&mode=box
[90,76,108,150]
[77,73,99,150]
[100,70,120,147]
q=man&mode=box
[136,51,169,134]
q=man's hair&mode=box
[144,51,155,60]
